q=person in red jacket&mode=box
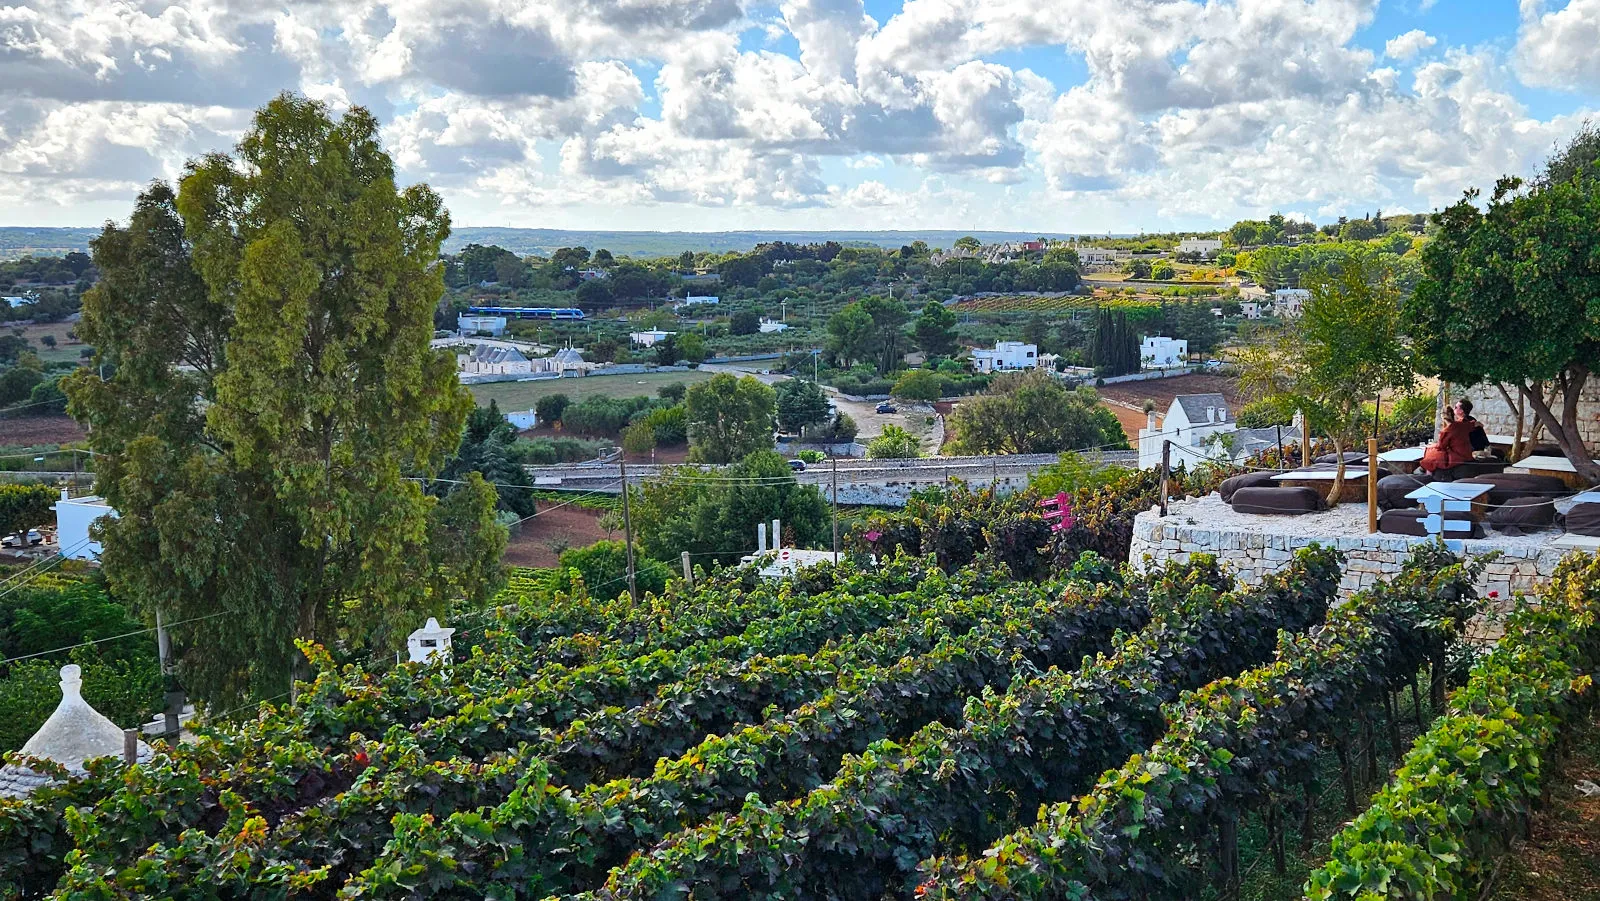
[1420,406,1475,475]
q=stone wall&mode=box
[1128,507,1568,600]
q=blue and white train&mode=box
[466,305,585,321]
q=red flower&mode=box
[1488,591,1499,598]
[352,750,370,767]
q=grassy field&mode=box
[468,370,713,409]
[11,320,88,364]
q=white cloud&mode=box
[1384,29,1437,60]
[1515,0,1600,90]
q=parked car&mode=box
[2,529,43,548]
[875,402,897,414]
[787,459,807,472]
[1204,359,1224,371]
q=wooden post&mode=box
[681,551,693,589]
[123,728,138,765]
[1159,440,1171,517]
[1367,437,1379,534]
[1275,425,1284,470]
[156,609,181,737]
[619,457,638,603]
[831,457,840,565]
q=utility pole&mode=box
[619,457,639,603]
[156,609,181,737]
[831,457,840,564]
[681,551,694,589]
[1159,440,1171,517]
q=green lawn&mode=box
[468,370,713,409]
[13,320,88,364]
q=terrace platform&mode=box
[1129,495,1580,602]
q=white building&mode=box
[674,295,719,312]
[456,343,531,374]
[1176,237,1223,257]
[1137,395,1281,470]
[53,492,115,561]
[758,319,790,333]
[970,341,1039,373]
[457,314,507,336]
[1140,336,1189,369]
[1239,301,1263,319]
[506,409,538,429]
[1274,288,1311,317]
[630,330,675,347]
[739,519,847,579]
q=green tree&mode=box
[826,302,875,368]
[0,366,41,405]
[576,279,613,309]
[1408,153,1600,480]
[1240,252,1414,502]
[0,484,54,541]
[866,424,921,459]
[653,334,679,366]
[860,295,911,374]
[1021,313,1050,350]
[948,370,1127,454]
[622,420,657,457]
[676,332,707,364]
[657,382,687,404]
[1126,259,1151,279]
[1150,261,1175,280]
[684,372,776,463]
[954,236,981,250]
[557,539,666,600]
[627,450,829,564]
[535,393,571,427]
[729,310,761,335]
[912,300,959,358]
[437,400,535,517]
[63,95,503,707]
[891,368,944,402]
[775,378,830,434]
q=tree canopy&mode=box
[947,370,1127,455]
[684,373,777,463]
[64,94,504,707]
[775,378,831,434]
[912,300,959,358]
[627,450,829,563]
[1407,143,1600,481]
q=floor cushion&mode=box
[1218,471,1279,503]
[1377,473,1432,510]
[1379,508,1484,538]
[1314,451,1371,466]
[1456,473,1568,506]
[1566,502,1600,537]
[1230,486,1325,515]
[1488,496,1557,536]
[1429,460,1510,482]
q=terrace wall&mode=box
[1128,507,1568,603]
[1451,381,1600,455]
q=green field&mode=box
[468,370,713,409]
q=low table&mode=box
[1508,454,1599,490]
[1377,446,1425,474]
[1272,468,1370,504]
[1406,481,1493,522]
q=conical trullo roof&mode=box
[0,664,152,799]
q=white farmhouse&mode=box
[758,319,790,333]
[457,314,507,336]
[456,343,532,375]
[674,295,720,312]
[1274,288,1311,318]
[1239,301,1263,319]
[970,341,1038,373]
[1140,336,1188,369]
[53,491,115,561]
[1138,395,1281,470]
[630,330,675,347]
[1176,237,1223,257]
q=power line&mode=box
[0,609,230,668]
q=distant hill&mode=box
[0,226,1093,260]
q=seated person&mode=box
[1455,397,1491,456]
[1420,407,1474,475]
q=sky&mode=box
[1,0,1597,234]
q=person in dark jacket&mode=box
[1421,406,1474,474]
[1455,397,1490,453]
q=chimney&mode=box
[1146,410,1157,432]
[1207,407,1216,423]
[772,519,782,550]
[757,522,767,553]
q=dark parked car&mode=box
[875,402,897,414]
[788,459,807,472]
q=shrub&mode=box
[866,424,921,459]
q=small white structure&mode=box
[1140,336,1189,369]
[407,617,456,664]
[457,314,507,336]
[1176,237,1223,257]
[1239,301,1262,319]
[549,347,591,377]
[674,295,720,311]
[53,491,115,561]
[740,519,841,579]
[970,341,1038,374]
[1274,288,1310,318]
[507,409,538,429]
[630,330,675,348]
[0,665,152,798]
[758,319,790,333]
[456,343,532,374]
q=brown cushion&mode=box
[1456,473,1568,506]
[1230,486,1326,515]
[1377,473,1432,511]
[1315,451,1371,466]
[1566,503,1600,538]
[1488,496,1557,536]
[1218,471,1279,503]
[1379,508,1484,538]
